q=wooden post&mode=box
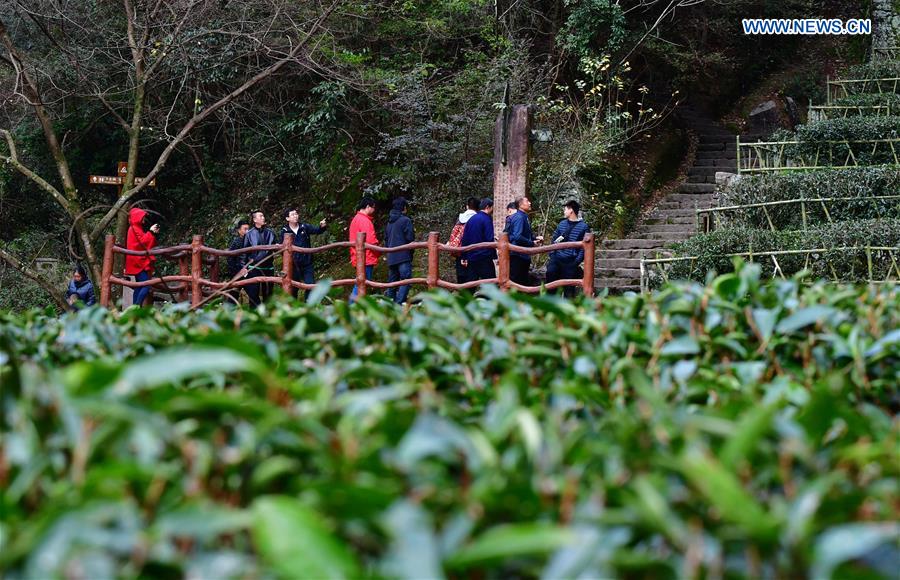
[355,231,367,298]
[191,235,203,308]
[426,232,439,289]
[497,232,510,290]
[282,233,294,295]
[178,254,190,302]
[582,233,595,297]
[100,235,115,308]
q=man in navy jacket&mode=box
[460,198,497,283]
[506,196,543,286]
[384,197,415,303]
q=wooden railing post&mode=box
[178,253,190,302]
[282,233,294,295]
[427,231,439,289]
[497,232,510,291]
[582,233,595,297]
[191,235,203,308]
[356,231,367,298]
[100,234,115,308]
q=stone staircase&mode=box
[594,110,737,292]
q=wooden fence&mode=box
[100,231,596,308]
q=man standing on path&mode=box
[282,208,327,299]
[503,201,517,233]
[349,197,380,302]
[460,198,497,284]
[242,210,276,307]
[546,200,590,297]
[506,196,543,286]
[225,220,250,304]
[384,197,415,304]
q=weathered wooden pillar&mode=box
[492,104,532,238]
[100,235,115,308]
[582,233,595,297]
[191,235,203,308]
[282,233,294,295]
[355,232,367,298]
[497,233,510,291]
[426,232,439,289]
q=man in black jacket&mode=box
[242,210,276,306]
[281,208,327,299]
[225,219,250,304]
[384,197,415,304]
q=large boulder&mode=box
[748,100,780,134]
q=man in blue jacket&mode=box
[460,198,497,284]
[506,196,543,286]
[546,200,591,297]
[384,197,415,304]
[282,208,327,299]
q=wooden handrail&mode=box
[100,229,599,308]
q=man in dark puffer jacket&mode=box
[384,197,415,304]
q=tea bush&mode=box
[719,167,900,230]
[1,268,898,578]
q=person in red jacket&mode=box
[348,197,380,301]
[125,207,159,307]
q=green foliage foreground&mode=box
[1,267,898,579]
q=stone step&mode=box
[643,216,695,225]
[666,194,716,204]
[697,142,737,152]
[687,175,717,184]
[595,278,641,289]
[636,223,696,233]
[697,134,736,142]
[696,150,737,160]
[597,267,642,279]
[679,183,716,193]
[597,248,666,260]
[646,210,696,220]
[689,165,723,174]
[601,238,670,250]
[596,258,641,268]
[631,231,694,241]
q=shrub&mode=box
[1,273,898,578]
[844,61,900,80]
[719,167,900,229]
[829,93,900,109]
[663,218,900,283]
[771,116,900,166]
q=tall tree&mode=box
[0,0,344,294]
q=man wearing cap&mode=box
[460,198,497,284]
[384,197,415,304]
